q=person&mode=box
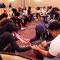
[1,3,6,8]
[36,7,40,19]
[31,21,60,60]
[12,8,17,16]
[0,13,8,20]
[27,6,33,21]
[41,7,47,23]
[23,7,27,16]
[27,6,31,15]
[11,12,22,29]
[9,3,12,8]
[30,23,45,42]
[30,22,53,42]
[50,7,59,20]
[0,19,31,53]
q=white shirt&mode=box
[41,9,46,16]
[36,10,41,14]
[49,34,60,57]
[23,10,27,16]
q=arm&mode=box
[12,32,30,44]
[41,41,51,48]
[7,32,31,52]
[31,35,60,58]
[31,45,54,58]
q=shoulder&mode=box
[51,34,60,43]
[48,34,60,56]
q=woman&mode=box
[0,18,31,53]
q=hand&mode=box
[22,39,31,44]
[41,41,51,47]
[21,39,31,45]
[41,40,47,47]
[31,45,43,51]
[21,40,29,45]
[31,45,39,50]
[24,39,30,42]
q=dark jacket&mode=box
[0,22,31,52]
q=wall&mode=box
[29,0,60,8]
[1,0,24,8]
[0,0,60,9]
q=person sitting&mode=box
[30,22,53,60]
[0,13,8,20]
[31,21,60,60]
[30,22,53,43]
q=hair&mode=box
[15,12,20,16]
[28,6,31,10]
[0,13,8,20]
[0,18,13,26]
[36,7,40,10]
[0,18,18,32]
[48,6,52,9]
[48,21,60,30]
[5,22,18,32]
[12,8,17,13]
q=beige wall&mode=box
[1,0,24,8]
[1,0,60,9]
[29,0,60,8]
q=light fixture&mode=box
[9,0,15,2]
[35,0,42,2]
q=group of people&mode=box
[0,3,12,8]
[30,6,60,60]
[35,6,60,23]
[0,6,60,60]
[0,6,33,53]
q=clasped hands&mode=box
[31,40,50,51]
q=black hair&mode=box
[15,12,20,16]
[5,22,18,32]
[28,6,31,10]
[0,19,13,26]
[0,13,8,20]
[48,21,60,30]
[36,7,40,10]
[0,18,18,32]
[12,8,17,13]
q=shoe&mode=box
[21,27,26,30]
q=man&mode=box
[31,21,60,59]
[30,22,53,60]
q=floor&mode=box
[18,20,39,39]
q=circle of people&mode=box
[0,6,60,60]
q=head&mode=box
[36,7,40,10]
[0,18,18,33]
[15,12,20,17]
[48,21,60,37]
[28,6,31,10]
[36,23,46,35]
[12,8,17,13]
[0,18,12,26]
[0,13,8,20]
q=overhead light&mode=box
[35,0,42,2]
[9,0,15,2]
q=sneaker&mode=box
[21,27,26,30]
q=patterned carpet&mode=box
[18,20,39,39]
